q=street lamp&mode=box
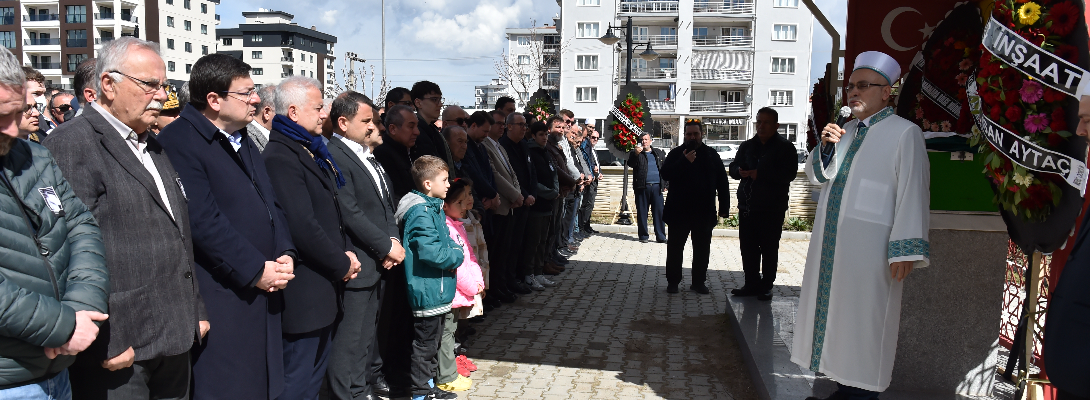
[599,16,658,225]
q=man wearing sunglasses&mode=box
[49,91,76,129]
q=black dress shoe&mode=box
[731,286,762,297]
[552,255,569,265]
[429,387,458,399]
[491,289,517,303]
[667,283,679,293]
[757,291,773,301]
[510,281,532,294]
[373,377,407,398]
[639,239,648,243]
[656,239,667,244]
[690,284,710,294]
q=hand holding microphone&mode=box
[821,106,852,158]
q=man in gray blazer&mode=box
[326,91,406,400]
[43,37,208,400]
[246,85,276,152]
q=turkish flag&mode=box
[844,1,973,83]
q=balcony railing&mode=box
[95,37,115,44]
[120,14,137,23]
[690,101,746,113]
[693,35,753,47]
[25,38,60,45]
[30,62,61,70]
[693,1,755,14]
[691,69,752,81]
[619,67,677,79]
[281,73,293,78]
[619,1,679,13]
[647,100,675,111]
[94,12,114,20]
[66,39,88,48]
[24,13,60,22]
[626,34,677,46]
[542,79,559,88]
[281,56,294,62]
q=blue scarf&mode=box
[273,114,345,188]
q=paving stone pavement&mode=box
[455,230,811,400]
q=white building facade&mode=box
[159,0,218,81]
[558,0,813,148]
[503,25,560,108]
[216,9,336,95]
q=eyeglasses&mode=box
[423,96,445,104]
[109,71,169,95]
[51,104,72,113]
[390,100,413,106]
[563,119,574,125]
[444,117,467,125]
[219,88,258,102]
[844,82,888,92]
[590,136,600,140]
[22,103,40,116]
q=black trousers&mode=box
[70,351,191,400]
[523,213,551,275]
[409,315,444,396]
[834,382,881,400]
[327,283,383,399]
[579,182,597,229]
[739,211,785,291]
[506,207,530,283]
[376,267,413,389]
[666,219,713,286]
[635,184,666,241]
[489,212,513,291]
[280,325,332,400]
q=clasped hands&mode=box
[257,255,296,293]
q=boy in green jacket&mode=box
[394,155,465,400]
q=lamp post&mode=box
[600,16,658,225]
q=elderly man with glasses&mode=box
[44,37,207,400]
[578,125,601,235]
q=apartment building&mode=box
[475,78,510,109]
[159,0,218,81]
[216,8,337,95]
[503,24,560,107]
[558,0,814,147]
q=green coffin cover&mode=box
[928,151,997,212]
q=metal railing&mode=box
[25,38,60,45]
[24,13,60,22]
[693,1,755,14]
[66,39,88,47]
[30,62,61,69]
[120,14,137,23]
[690,101,747,113]
[647,100,675,111]
[95,37,115,44]
[281,72,292,78]
[693,35,753,47]
[691,69,752,81]
[542,79,559,88]
[626,34,677,46]
[619,67,677,79]
[94,12,114,20]
[618,1,679,13]
[281,56,294,62]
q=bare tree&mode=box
[493,20,568,108]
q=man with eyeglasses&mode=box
[49,91,76,130]
[578,125,601,235]
[796,51,930,400]
[157,53,298,400]
[409,81,454,169]
[20,67,48,142]
[17,87,42,141]
[44,37,208,400]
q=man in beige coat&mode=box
[480,109,522,303]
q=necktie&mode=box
[368,157,393,207]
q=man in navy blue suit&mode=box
[157,54,297,400]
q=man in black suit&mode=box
[410,81,453,168]
[44,37,207,399]
[660,120,730,295]
[499,112,536,294]
[156,54,296,400]
[262,76,362,400]
[326,91,406,400]
[373,105,420,202]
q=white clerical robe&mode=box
[791,107,931,392]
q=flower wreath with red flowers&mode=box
[610,93,645,153]
[970,0,1079,221]
[525,97,553,122]
[911,24,981,134]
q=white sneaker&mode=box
[536,275,556,287]
[525,275,545,291]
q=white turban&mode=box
[854,51,901,85]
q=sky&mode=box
[216,0,847,106]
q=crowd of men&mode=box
[0,36,617,400]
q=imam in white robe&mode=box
[791,107,931,392]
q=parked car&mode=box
[711,144,738,165]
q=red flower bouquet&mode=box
[610,93,645,153]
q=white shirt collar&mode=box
[860,107,890,127]
[333,133,372,158]
[248,120,270,140]
[91,101,141,142]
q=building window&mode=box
[773,24,797,41]
[709,124,743,141]
[222,37,232,46]
[771,57,795,73]
[184,20,192,31]
[575,87,597,102]
[65,5,86,23]
[517,36,530,46]
[168,61,175,72]
[517,55,530,65]
[310,55,314,62]
[770,90,793,106]
[310,71,314,78]
[67,54,87,72]
[184,0,191,9]
[167,39,175,49]
[252,51,263,59]
[251,35,262,42]
[778,123,798,142]
[577,23,599,38]
[0,8,14,25]
[576,55,598,70]
[201,3,207,13]
[578,0,601,5]
[253,68,263,75]
[775,0,799,7]
[185,42,192,53]
[0,32,14,49]
[724,90,743,103]
[167,16,174,27]
[201,24,207,35]
[201,45,208,55]
[66,30,87,47]
[166,0,173,4]
[186,64,192,73]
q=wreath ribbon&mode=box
[982,18,1089,98]
[610,106,645,136]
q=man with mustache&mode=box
[44,37,208,399]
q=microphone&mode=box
[822,106,852,159]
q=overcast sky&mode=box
[216,0,846,106]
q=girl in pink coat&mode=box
[437,178,483,391]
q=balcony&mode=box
[693,1,755,14]
[24,38,60,46]
[626,34,677,47]
[24,13,60,22]
[30,62,61,70]
[95,37,115,44]
[647,100,675,112]
[618,1,679,13]
[94,12,114,20]
[281,72,293,78]
[691,69,752,82]
[66,39,88,48]
[690,101,746,114]
[281,56,294,62]
[120,14,137,23]
[619,67,677,80]
[693,35,753,47]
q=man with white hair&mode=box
[247,85,276,152]
[44,37,208,400]
[795,51,930,400]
